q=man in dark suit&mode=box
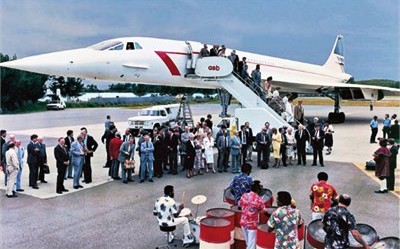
[122,128,133,143]
[81,127,98,184]
[101,124,116,168]
[205,114,213,129]
[0,130,6,173]
[256,128,269,169]
[239,125,248,164]
[54,137,70,194]
[279,128,288,167]
[209,45,219,56]
[244,122,254,162]
[64,130,74,179]
[27,134,40,189]
[166,128,179,175]
[311,124,325,166]
[295,124,310,166]
[216,125,227,170]
[217,130,230,172]
[264,122,273,163]
[37,137,48,183]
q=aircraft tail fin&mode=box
[323,35,346,73]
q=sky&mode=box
[1,0,399,81]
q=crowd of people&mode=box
[0,127,99,196]
[370,114,399,143]
[1,110,398,197]
[1,132,48,197]
[1,108,399,249]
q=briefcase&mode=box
[43,163,50,174]
[124,160,135,170]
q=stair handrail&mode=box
[231,71,302,125]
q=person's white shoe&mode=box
[182,234,195,245]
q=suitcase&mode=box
[365,160,376,171]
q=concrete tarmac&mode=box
[0,104,399,249]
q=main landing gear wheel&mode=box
[328,112,345,123]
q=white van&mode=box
[128,104,179,136]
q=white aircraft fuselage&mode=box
[1,37,354,94]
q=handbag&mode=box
[43,163,50,174]
[124,160,135,170]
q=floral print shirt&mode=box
[268,205,302,249]
[310,180,338,213]
[238,191,266,230]
[229,173,253,204]
[153,196,178,227]
[322,206,356,249]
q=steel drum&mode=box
[230,206,246,249]
[224,188,273,206]
[200,217,231,249]
[206,208,235,248]
[307,219,378,249]
[372,237,399,249]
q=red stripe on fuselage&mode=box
[155,51,182,76]
[155,51,200,76]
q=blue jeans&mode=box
[140,157,153,180]
[231,154,240,173]
[15,164,24,190]
[111,159,120,178]
[120,161,132,181]
[73,159,83,187]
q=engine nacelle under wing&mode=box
[338,87,383,101]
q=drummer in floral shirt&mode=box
[268,191,302,249]
[309,172,338,220]
[238,181,267,249]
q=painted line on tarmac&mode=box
[353,162,400,199]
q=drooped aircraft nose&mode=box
[0,48,95,77]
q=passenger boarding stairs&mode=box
[186,54,295,129]
[216,73,293,129]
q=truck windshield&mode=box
[139,110,160,116]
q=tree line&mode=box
[1,53,85,112]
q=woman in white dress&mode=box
[204,132,215,173]
[285,127,296,165]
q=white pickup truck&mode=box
[128,104,179,136]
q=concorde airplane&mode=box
[1,35,398,123]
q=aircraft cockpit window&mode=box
[89,40,124,51]
[126,42,135,50]
[125,42,142,50]
[134,42,142,49]
[109,43,124,50]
